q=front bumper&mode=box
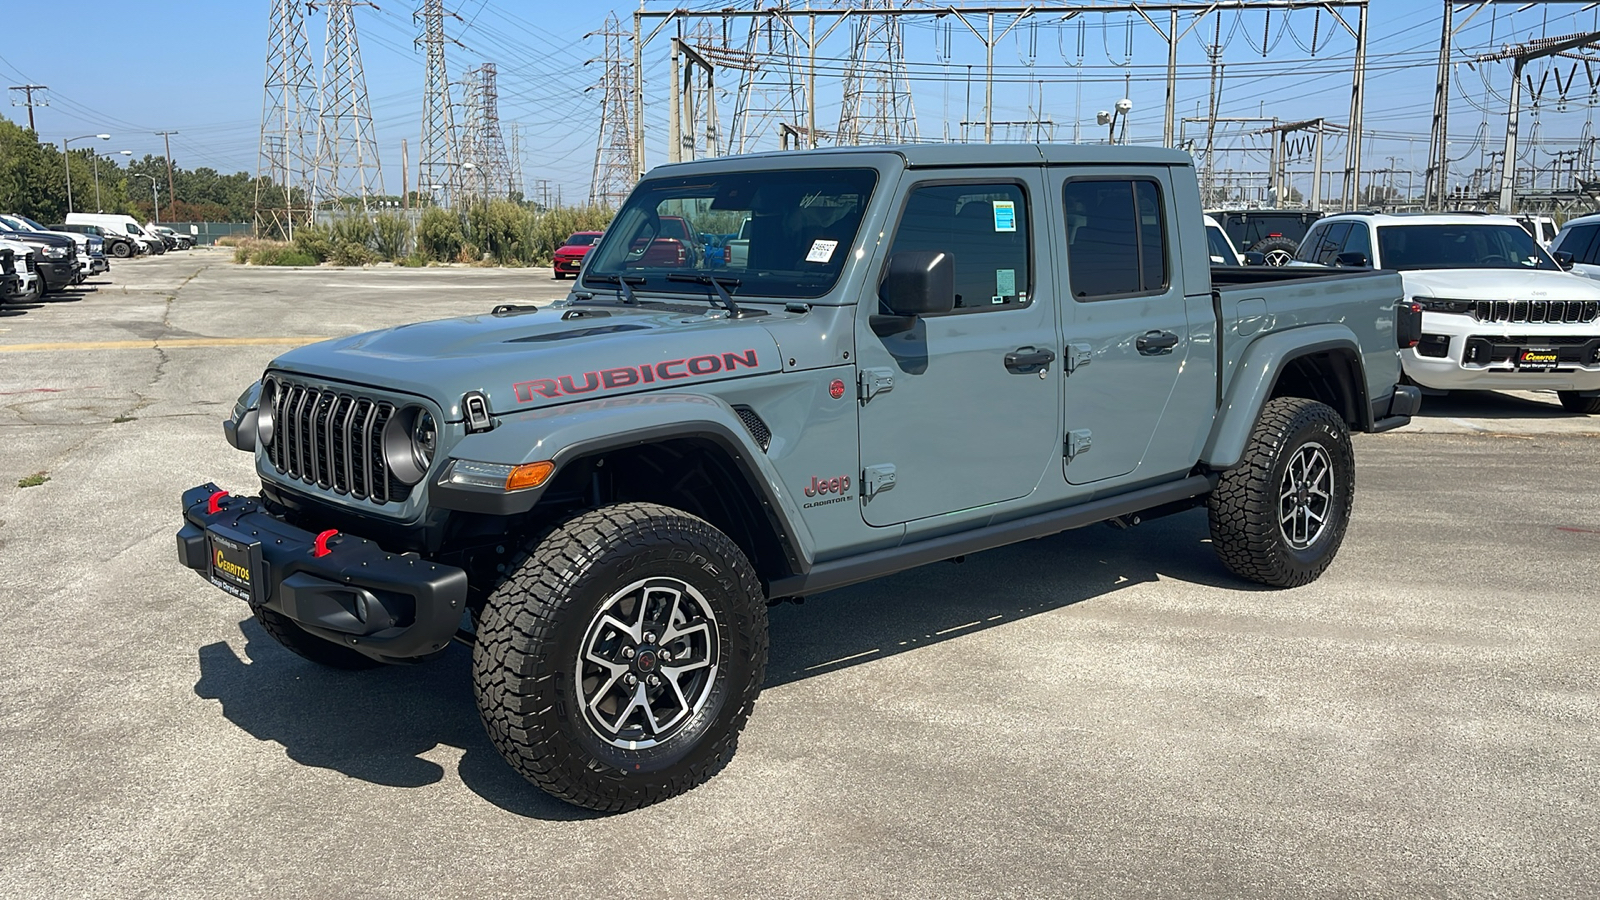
[176,483,469,662]
[553,255,584,272]
[1401,311,1600,391]
[35,260,75,290]
[88,256,109,274]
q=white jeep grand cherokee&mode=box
[1293,212,1600,414]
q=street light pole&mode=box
[62,133,111,214]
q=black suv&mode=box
[1209,209,1325,266]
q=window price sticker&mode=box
[992,200,1017,232]
[806,239,838,263]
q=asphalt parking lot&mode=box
[2,251,1598,898]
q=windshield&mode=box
[563,233,599,247]
[128,224,145,235]
[14,215,49,231]
[0,215,34,232]
[582,168,878,300]
[1375,224,1559,271]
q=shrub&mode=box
[292,224,335,263]
[417,206,464,262]
[330,215,375,249]
[330,242,378,266]
[372,213,411,261]
[249,244,317,266]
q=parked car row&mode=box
[64,212,192,256]
[0,213,96,301]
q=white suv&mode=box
[1293,212,1600,414]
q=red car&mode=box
[552,231,603,279]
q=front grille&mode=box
[263,377,412,504]
[25,255,36,273]
[1473,299,1599,324]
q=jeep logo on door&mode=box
[802,474,853,509]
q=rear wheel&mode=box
[1558,391,1600,414]
[1208,397,1355,588]
[473,502,768,812]
[111,241,132,259]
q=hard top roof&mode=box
[651,142,1191,176]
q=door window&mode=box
[1063,179,1169,300]
[1341,222,1372,263]
[887,183,1031,312]
[1558,224,1600,263]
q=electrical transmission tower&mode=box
[589,13,637,207]
[313,0,385,213]
[459,63,512,198]
[255,0,317,237]
[836,0,918,145]
[415,0,462,207]
[717,4,806,155]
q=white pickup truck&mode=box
[1293,212,1600,414]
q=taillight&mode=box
[1396,301,1423,349]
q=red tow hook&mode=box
[207,490,229,514]
[312,529,339,558]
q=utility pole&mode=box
[7,84,48,133]
[155,130,178,222]
[314,0,386,215]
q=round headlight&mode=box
[412,410,437,471]
[256,380,277,446]
[382,406,436,486]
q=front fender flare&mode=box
[1202,324,1365,471]
[431,391,812,574]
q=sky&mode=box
[5,1,1600,206]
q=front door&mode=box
[1051,170,1198,485]
[855,175,1061,527]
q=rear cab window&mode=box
[1063,179,1169,299]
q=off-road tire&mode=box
[249,603,383,669]
[111,241,132,259]
[1558,391,1600,414]
[1250,236,1300,267]
[473,502,768,812]
[1208,397,1355,588]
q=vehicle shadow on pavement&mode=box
[190,510,1242,818]
[765,509,1254,686]
[193,620,605,821]
[1413,390,1567,419]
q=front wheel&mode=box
[111,242,132,259]
[473,502,768,812]
[1208,397,1355,588]
[1558,391,1600,414]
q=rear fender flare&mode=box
[1202,325,1366,470]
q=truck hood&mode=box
[267,303,786,418]
[1402,268,1600,301]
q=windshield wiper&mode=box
[666,273,744,317]
[582,272,647,304]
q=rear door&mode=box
[1051,168,1208,485]
[854,172,1061,527]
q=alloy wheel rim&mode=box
[575,577,720,750]
[1278,442,1335,550]
[1265,249,1294,266]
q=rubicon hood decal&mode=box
[514,350,763,402]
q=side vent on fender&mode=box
[731,405,771,452]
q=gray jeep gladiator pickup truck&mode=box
[178,144,1420,811]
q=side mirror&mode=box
[1554,250,1576,270]
[878,250,954,317]
[1334,251,1370,268]
[1242,251,1267,267]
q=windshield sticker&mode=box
[996,268,1016,302]
[805,239,838,263]
[993,200,1017,233]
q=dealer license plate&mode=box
[1516,348,1559,371]
[207,531,260,602]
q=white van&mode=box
[65,213,158,255]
